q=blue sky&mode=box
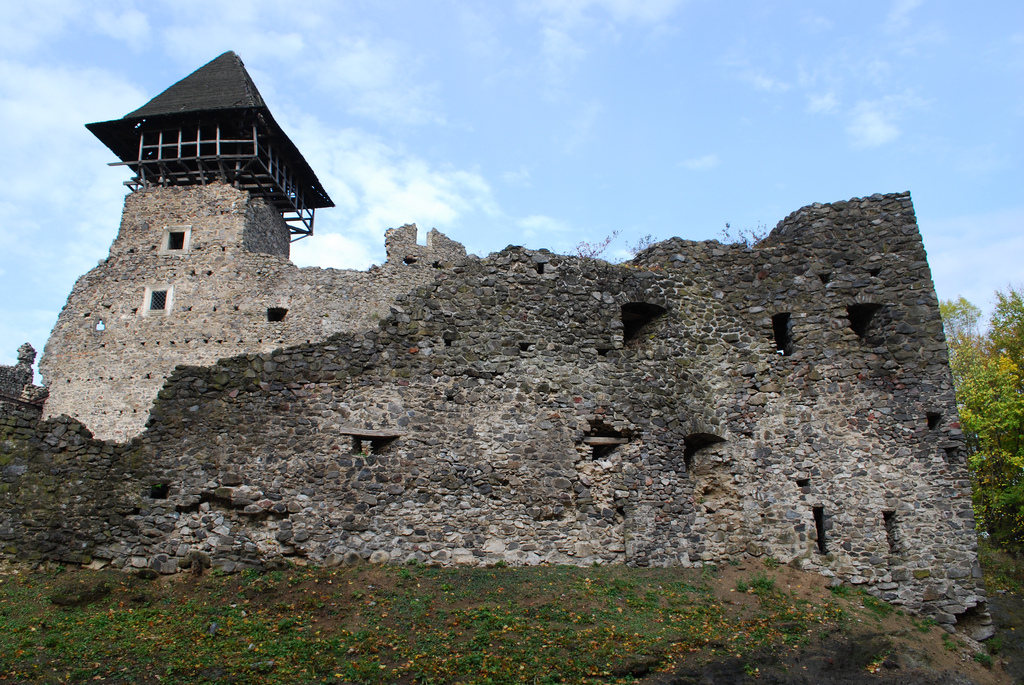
[1,0,1021,371]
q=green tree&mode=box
[941,287,1024,553]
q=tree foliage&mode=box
[941,288,1024,553]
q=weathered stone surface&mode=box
[0,188,982,628]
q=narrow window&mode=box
[536,262,545,275]
[267,307,288,322]
[813,506,827,553]
[882,510,897,554]
[944,446,961,464]
[796,478,810,488]
[519,342,534,352]
[622,302,667,345]
[95,320,105,331]
[847,303,883,339]
[403,255,418,265]
[683,433,726,473]
[150,290,167,311]
[167,231,186,250]
[772,313,792,355]
[818,273,831,285]
[150,484,169,499]
[926,412,941,430]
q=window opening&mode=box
[150,484,169,499]
[597,348,610,357]
[813,506,827,553]
[536,262,545,275]
[882,510,898,553]
[796,478,810,488]
[403,255,418,265]
[621,302,667,345]
[926,412,941,430]
[267,307,288,322]
[150,290,167,311]
[519,342,534,352]
[818,273,831,285]
[582,420,630,459]
[95,320,105,331]
[868,267,881,277]
[443,331,457,347]
[847,303,883,339]
[944,446,961,464]
[167,231,186,250]
[683,433,726,473]
[772,313,792,355]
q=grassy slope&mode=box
[0,559,1009,684]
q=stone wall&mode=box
[7,191,983,627]
[0,344,35,400]
[39,183,464,441]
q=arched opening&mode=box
[847,303,883,339]
[772,313,792,355]
[683,432,725,473]
[621,302,667,345]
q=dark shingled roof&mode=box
[86,52,333,212]
[127,52,266,117]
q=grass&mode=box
[0,562,850,685]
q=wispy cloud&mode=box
[285,118,500,268]
[807,91,839,114]
[502,166,533,187]
[845,92,925,148]
[679,154,720,170]
[93,8,150,52]
[737,69,791,93]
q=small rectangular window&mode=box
[160,225,191,253]
[143,285,173,316]
[813,506,827,554]
[267,307,288,322]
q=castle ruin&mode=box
[1,53,986,631]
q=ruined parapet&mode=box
[0,344,46,418]
[385,224,467,267]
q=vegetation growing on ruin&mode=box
[941,287,1024,554]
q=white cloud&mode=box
[521,0,685,80]
[807,91,840,114]
[282,117,500,268]
[679,154,720,170]
[306,37,445,126]
[0,60,146,369]
[737,69,790,93]
[845,93,925,148]
[0,0,83,55]
[886,0,924,31]
[502,166,533,187]
[847,103,900,148]
[800,15,834,33]
[523,0,684,24]
[94,8,150,51]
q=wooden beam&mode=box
[338,428,403,439]
[582,437,629,445]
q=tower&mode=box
[39,52,463,442]
[86,51,333,239]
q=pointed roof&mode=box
[85,52,334,216]
[127,52,266,117]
